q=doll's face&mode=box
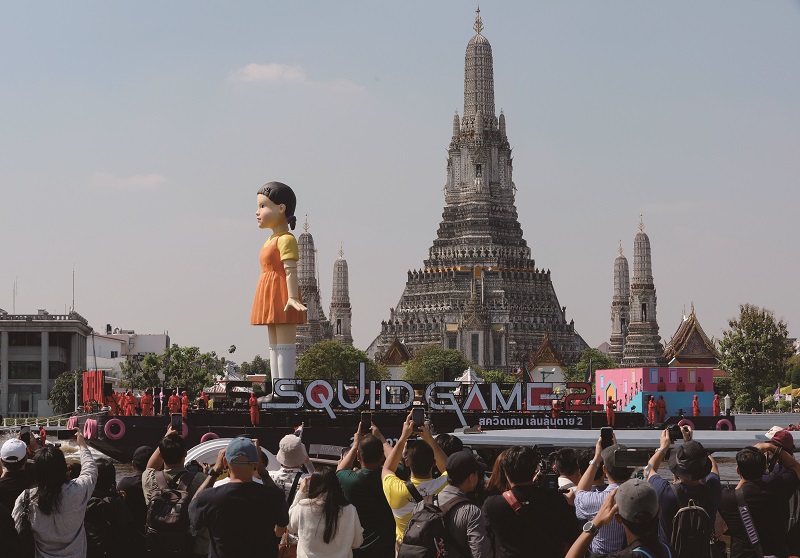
[256,194,286,230]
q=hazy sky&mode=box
[1,1,798,364]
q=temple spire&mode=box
[463,5,495,120]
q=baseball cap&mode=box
[615,478,659,523]
[1,439,28,463]
[601,443,630,469]
[446,450,487,484]
[766,427,795,452]
[226,437,258,464]
[132,446,154,471]
[669,441,713,481]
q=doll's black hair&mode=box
[257,181,297,230]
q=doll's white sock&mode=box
[274,344,297,380]
[269,344,279,383]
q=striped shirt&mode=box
[575,483,626,554]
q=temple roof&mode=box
[663,305,721,366]
[380,337,412,366]
[528,333,566,369]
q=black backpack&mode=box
[85,492,135,558]
[145,470,197,557]
[669,485,715,558]
[398,482,470,558]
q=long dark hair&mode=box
[33,446,68,515]
[307,467,348,544]
[257,181,297,230]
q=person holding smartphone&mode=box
[11,429,97,558]
[337,423,395,558]
[381,411,449,551]
[574,433,635,557]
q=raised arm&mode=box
[647,429,671,478]
[338,429,363,472]
[383,413,414,480]
[370,424,393,459]
[419,420,448,475]
[577,436,604,493]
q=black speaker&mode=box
[103,383,113,397]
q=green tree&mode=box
[481,369,518,384]
[719,304,793,409]
[785,354,800,387]
[564,348,619,384]
[402,345,471,384]
[120,354,162,391]
[123,344,226,398]
[239,355,271,381]
[50,369,84,415]
[296,340,388,383]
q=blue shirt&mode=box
[575,483,626,554]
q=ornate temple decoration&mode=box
[330,245,353,346]
[620,218,666,367]
[663,304,721,367]
[296,217,331,357]
[368,10,588,370]
[608,241,630,362]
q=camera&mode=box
[534,448,560,491]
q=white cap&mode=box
[1,439,27,463]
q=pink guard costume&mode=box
[251,232,306,325]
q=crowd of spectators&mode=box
[1,417,799,558]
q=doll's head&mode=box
[257,181,297,230]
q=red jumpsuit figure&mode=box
[647,395,656,427]
[695,378,705,392]
[201,391,209,409]
[39,426,47,445]
[712,394,721,416]
[606,396,616,427]
[692,395,701,417]
[676,378,686,392]
[657,395,667,424]
[168,392,181,414]
[551,397,563,419]
[140,390,154,416]
[181,391,189,419]
[124,391,137,416]
[657,377,667,392]
[249,392,260,426]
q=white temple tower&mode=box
[329,245,353,346]
[621,218,665,367]
[296,217,331,357]
[608,242,630,362]
[368,9,587,369]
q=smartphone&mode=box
[20,426,31,445]
[411,407,425,431]
[360,412,372,434]
[170,413,183,431]
[614,448,651,468]
[600,426,614,449]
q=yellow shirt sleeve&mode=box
[276,234,299,261]
[382,473,412,510]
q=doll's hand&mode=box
[284,298,307,312]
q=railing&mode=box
[0,311,89,325]
[0,410,99,428]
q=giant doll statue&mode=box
[251,182,308,384]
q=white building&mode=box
[86,324,170,388]
[0,309,92,417]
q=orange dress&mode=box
[251,232,306,325]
